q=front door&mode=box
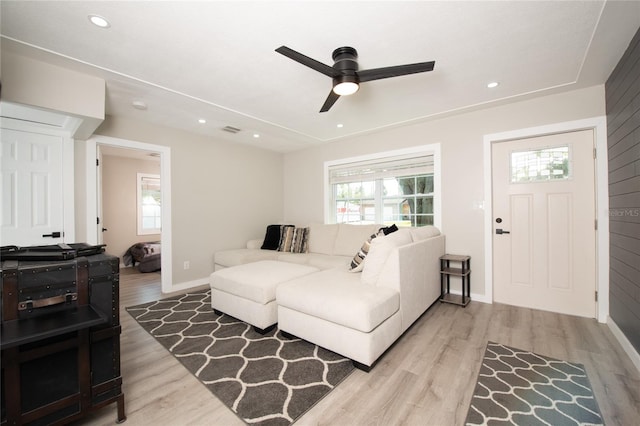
[1,128,65,246]
[492,129,596,318]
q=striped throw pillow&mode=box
[349,225,399,272]
[278,227,310,253]
[349,232,379,272]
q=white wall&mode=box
[102,155,161,263]
[283,85,607,298]
[1,47,105,138]
[78,115,284,287]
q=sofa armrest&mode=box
[377,235,445,332]
[246,239,263,249]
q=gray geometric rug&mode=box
[127,290,354,425]
[465,342,604,426]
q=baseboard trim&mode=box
[169,277,210,294]
[607,316,640,374]
[446,288,492,304]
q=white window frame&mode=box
[137,173,161,235]
[324,144,441,229]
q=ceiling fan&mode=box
[275,45,435,112]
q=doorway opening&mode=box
[86,136,172,293]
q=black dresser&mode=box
[1,246,125,425]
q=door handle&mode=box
[102,228,108,232]
[42,231,61,238]
[496,229,510,235]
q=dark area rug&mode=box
[127,290,354,425]
[465,342,604,426]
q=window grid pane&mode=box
[137,173,161,235]
[335,174,434,227]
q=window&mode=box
[137,173,161,235]
[511,146,570,183]
[326,146,440,228]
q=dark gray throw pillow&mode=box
[379,224,398,235]
[261,224,283,250]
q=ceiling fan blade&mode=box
[358,61,435,83]
[320,90,340,113]
[275,46,336,78]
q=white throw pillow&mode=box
[361,229,412,285]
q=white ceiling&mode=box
[1,1,639,153]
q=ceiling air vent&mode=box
[221,126,241,134]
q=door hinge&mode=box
[595,291,598,302]
[595,219,598,230]
[593,148,597,159]
[96,158,100,166]
[97,217,100,225]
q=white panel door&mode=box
[1,128,64,246]
[492,130,596,318]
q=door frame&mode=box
[85,136,173,294]
[483,116,609,323]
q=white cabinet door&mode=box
[1,128,65,246]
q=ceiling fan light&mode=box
[333,81,359,96]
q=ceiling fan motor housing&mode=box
[332,47,359,76]
[332,46,360,91]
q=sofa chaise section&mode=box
[211,223,445,370]
[210,260,319,333]
[276,227,445,370]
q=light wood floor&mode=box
[79,268,640,426]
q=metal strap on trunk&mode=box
[18,293,78,311]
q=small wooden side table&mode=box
[439,254,471,307]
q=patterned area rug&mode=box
[465,342,604,426]
[127,290,354,425]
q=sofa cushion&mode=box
[305,253,353,270]
[211,260,319,304]
[278,227,309,253]
[409,225,440,241]
[333,224,380,256]
[307,223,339,255]
[276,269,399,333]
[214,248,278,268]
[361,229,413,286]
[275,252,352,270]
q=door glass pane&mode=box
[511,146,570,183]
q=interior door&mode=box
[492,129,596,318]
[1,128,65,246]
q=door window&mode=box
[510,145,570,183]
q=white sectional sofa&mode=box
[211,223,445,370]
[214,223,383,271]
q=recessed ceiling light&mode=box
[487,81,499,88]
[88,14,110,28]
[337,123,344,128]
[253,133,260,138]
[198,118,207,124]
[132,100,147,110]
